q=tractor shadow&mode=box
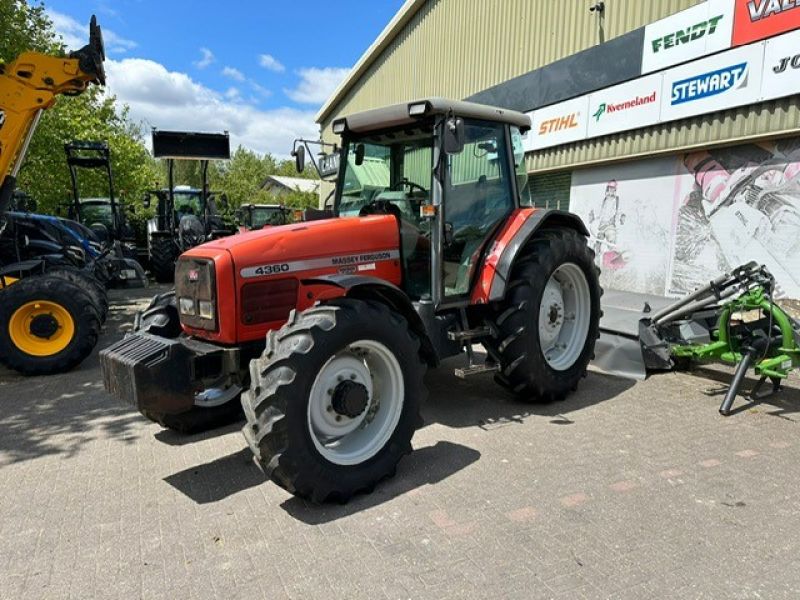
[163,447,264,503]
[279,441,480,524]
[679,363,800,421]
[422,351,635,430]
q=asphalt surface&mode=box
[1,285,799,599]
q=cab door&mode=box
[440,120,515,299]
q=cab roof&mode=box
[334,97,531,135]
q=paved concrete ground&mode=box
[1,286,800,599]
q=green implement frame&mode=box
[640,263,800,415]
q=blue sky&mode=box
[45,0,405,156]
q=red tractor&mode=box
[101,99,601,502]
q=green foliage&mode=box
[0,0,60,61]
[19,88,160,215]
[209,145,319,209]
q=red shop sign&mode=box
[733,0,800,46]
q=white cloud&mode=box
[258,54,285,73]
[194,47,215,69]
[49,9,136,54]
[284,67,350,105]
[250,81,272,98]
[221,66,246,82]
[224,87,241,100]
[105,58,318,157]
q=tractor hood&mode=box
[179,214,403,344]
[194,214,400,274]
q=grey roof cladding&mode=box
[467,27,646,113]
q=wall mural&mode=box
[670,138,800,298]
[569,157,676,296]
[568,136,800,299]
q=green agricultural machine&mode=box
[639,262,800,414]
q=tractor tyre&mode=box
[149,236,176,283]
[241,299,426,503]
[0,275,101,376]
[484,228,601,402]
[45,266,109,324]
[134,291,243,434]
[135,291,182,338]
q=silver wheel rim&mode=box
[538,262,591,371]
[307,339,404,466]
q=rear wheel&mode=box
[149,236,176,283]
[484,228,601,402]
[0,276,101,375]
[134,291,243,434]
[241,299,426,503]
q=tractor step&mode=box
[448,326,492,342]
[454,361,500,379]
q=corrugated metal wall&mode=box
[321,0,702,139]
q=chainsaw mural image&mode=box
[671,138,800,297]
[568,137,800,299]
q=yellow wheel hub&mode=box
[8,300,75,357]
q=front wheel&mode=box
[241,299,426,503]
[485,228,601,402]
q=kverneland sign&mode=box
[587,74,662,139]
[592,92,657,121]
[733,0,800,45]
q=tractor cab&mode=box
[235,203,291,232]
[310,98,532,304]
[64,141,135,247]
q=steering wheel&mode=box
[391,178,427,197]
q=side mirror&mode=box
[293,146,305,173]
[444,116,465,154]
[354,143,365,166]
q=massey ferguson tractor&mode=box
[101,98,601,502]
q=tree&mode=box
[0,0,60,61]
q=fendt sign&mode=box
[735,0,800,45]
[642,0,734,74]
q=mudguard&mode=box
[484,209,589,303]
[301,274,439,365]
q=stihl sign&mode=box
[538,114,579,135]
[733,0,800,45]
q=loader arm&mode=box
[0,15,105,214]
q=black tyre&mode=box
[242,299,426,503]
[0,275,101,376]
[135,291,182,338]
[484,228,601,402]
[45,265,109,324]
[149,236,176,283]
[133,291,243,434]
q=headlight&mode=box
[197,300,215,320]
[179,297,195,315]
